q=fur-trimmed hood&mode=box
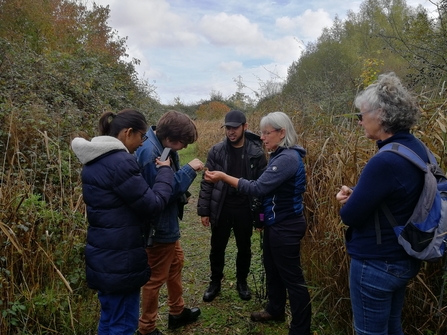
[71,136,128,165]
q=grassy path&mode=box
[152,175,290,335]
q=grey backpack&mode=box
[375,142,447,262]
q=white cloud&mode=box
[276,9,333,41]
[89,0,437,105]
[104,0,200,47]
[219,61,244,73]
[198,12,303,62]
[199,13,263,46]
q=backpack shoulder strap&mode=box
[375,141,433,244]
[379,142,427,173]
[374,202,399,245]
[381,141,447,182]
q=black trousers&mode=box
[209,205,253,283]
[264,215,311,335]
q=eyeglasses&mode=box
[356,112,366,121]
[259,129,280,136]
[137,130,148,142]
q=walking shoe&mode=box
[250,310,286,322]
[168,307,201,329]
[236,282,251,301]
[203,282,221,302]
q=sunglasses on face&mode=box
[356,112,368,121]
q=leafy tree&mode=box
[375,0,447,90]
[0,0,127,62]
[196,101,231,120]
[282,0,426,117]
[283,15,359,116]
[0,0,160,245]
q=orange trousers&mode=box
[138,241,184,334]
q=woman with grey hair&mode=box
[336,72,425,334]
[205,111,311,335]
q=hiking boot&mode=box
[236,282,251,301]
[203,282,221,302]
[168,307,201,329]
[250,310,285,322]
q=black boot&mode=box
[203,281,221,302]
[168,307,201,329]
[236,282,251,300]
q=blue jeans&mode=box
[97,289,140,335]
[349,258,421,335]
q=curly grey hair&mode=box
[354,72,420,134]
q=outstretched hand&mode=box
[204,170,225,183]
[188,158,205,171]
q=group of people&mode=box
[72,110,203,335]
[71,72,432,335]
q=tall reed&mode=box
[1,91,446,334]
[0,109,97,334]
[292,95,447,334]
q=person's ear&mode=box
[280,128,285,139]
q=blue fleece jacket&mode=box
[238,145,306,226]
[340,131,427,261]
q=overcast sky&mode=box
[90,0,437,105]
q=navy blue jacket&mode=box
[71,136,173,294]
[238,145,306,226]
[340,131,427,261]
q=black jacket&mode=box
[197,131,267,226]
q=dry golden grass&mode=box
[193,105,447,334]
[1,99,447,334]
[295,106,447,334]
[195,120,226,159]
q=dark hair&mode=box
[156,110,198,144]
[98,109,147,137]
[354,72,420,134]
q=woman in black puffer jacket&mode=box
[72,109,174,335]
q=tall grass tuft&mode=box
[0,111,98,334]
[1,91,447,334]
[292,95,447,334]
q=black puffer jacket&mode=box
[197,131,267,226]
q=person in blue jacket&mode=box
[135,110,203,335]
[336,72,423,335]
[71,109,174,335]
[204,111,311,335]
